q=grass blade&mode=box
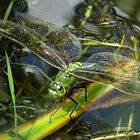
[3,0,15,21]
[5,51,17,138]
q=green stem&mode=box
[80,38,133,51]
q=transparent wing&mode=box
[0,20,67,70]
[71,52,140,95]
[15,12,82,62]
[15,12,56,36]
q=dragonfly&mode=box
[0,12,140,99]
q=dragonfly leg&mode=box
[66,95,78,120]
[49,98,63,123]
[72,86,91,102]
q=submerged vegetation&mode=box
[0,0,140,139]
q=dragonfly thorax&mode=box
[49,62,83,99]
[49,81,66,99]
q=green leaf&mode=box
[0,82,113,140]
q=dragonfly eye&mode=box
[49,81,66,98]
[56,84,63,91]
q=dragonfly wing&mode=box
[0,20,67,70]
[15,12,82,62]
[15,12,58,36]
[71,52,140,95]
[47,28,82,62]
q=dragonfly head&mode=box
[48,81,66,99]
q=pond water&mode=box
[0,0,140,139]
[28,0,84,25]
